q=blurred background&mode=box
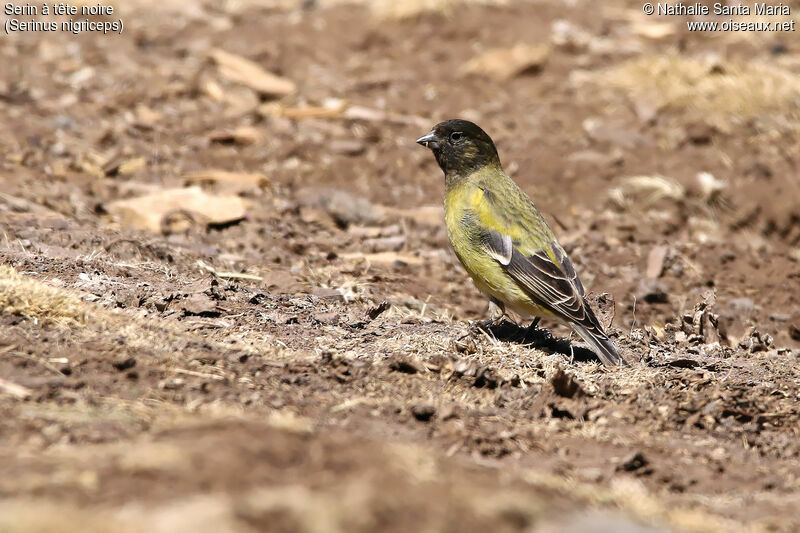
[1,1,800,531]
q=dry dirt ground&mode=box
[2,0,800,531]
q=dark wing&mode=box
[483,230,512,266]
[483,230,599,330]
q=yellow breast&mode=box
[444,182,552,319]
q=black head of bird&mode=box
[416,119,500,178]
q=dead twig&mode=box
[196,260,263,281]
[0,377,32,399]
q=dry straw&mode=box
[0,265,87,325]
[592,55,800,117]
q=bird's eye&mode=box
[450,132,463,142]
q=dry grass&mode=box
[370,0,506,20]
[0,502,141,533]
[523,471,760,533]
[122,0,510,19]
[0,265,87,325]
[590,55,800,117]
[0,255,281,353]
[608,175,686,210]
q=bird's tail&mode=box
[571,324,627,367]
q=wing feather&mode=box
[483,231,512,266]
[483,230,601,330]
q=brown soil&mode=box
[1,1,800,531]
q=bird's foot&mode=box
[522,317,550,343]
[469,317,501,334]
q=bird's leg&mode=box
[471,297,506,332]
[526,317,541,332]
[489,297,506,322]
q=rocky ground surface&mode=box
[1,1,800,531]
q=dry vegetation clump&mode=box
[0,265,87,326]
[0,502,137,533]
[370,0,507,20]
[591,55,800,117]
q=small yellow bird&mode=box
[416,119,625,366]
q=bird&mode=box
[416,119,626,366]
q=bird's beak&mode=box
[416,131,439,149]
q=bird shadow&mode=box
[474,319,600,364]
